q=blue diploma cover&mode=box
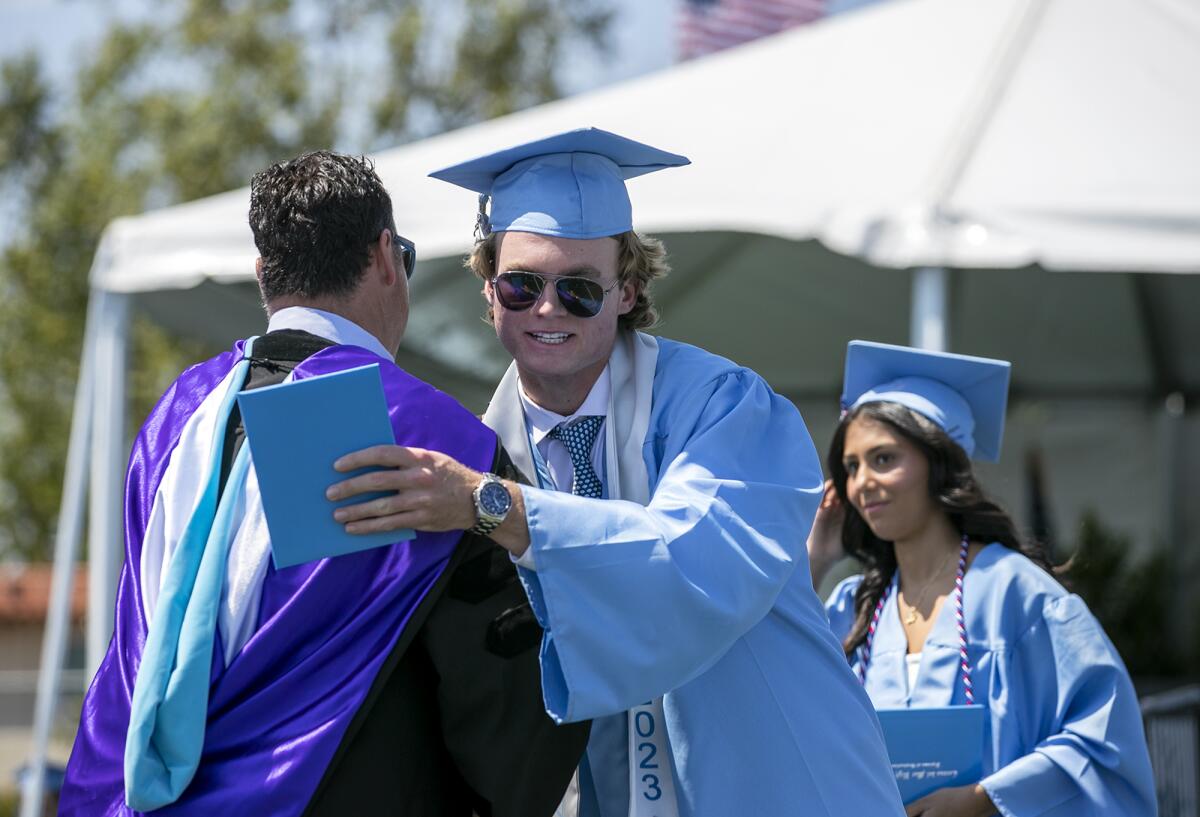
[875,705,985,804]
[237,363,414,568]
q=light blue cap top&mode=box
[840,340,1012,461]
[428,127,690,239]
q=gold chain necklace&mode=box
[899,548,955,626]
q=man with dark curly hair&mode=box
[59,150,587,817]
[328,129,904,817]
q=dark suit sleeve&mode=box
[417,444,590,817]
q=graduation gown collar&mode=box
[864,543,1003,708]
[483,330,659,501]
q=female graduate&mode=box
[807,340,1157,817]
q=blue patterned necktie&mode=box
[548,415,604,497]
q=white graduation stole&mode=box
[604,333,680,817]
[627,699,679,817]
[604,331,681,815]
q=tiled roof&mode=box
[0,565,87,624]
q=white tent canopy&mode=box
[87,0,1200,405]
[94,0,1200,297]
[22,0,1200,812]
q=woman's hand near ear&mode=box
[806,479,847,589]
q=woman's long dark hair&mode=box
[829,401,1054,658]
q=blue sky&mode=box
[0,0,675,104]
[0,0,146,84]
[0,0,882,142]
[0,0,680,247]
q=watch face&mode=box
[479,481,512,516]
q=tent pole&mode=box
[20,296,100,817]
[1164,392,1185,549]
[87,291,130,680]
[910,266,948,351]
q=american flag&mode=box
[678,0,825,61]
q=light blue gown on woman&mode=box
[827,543,1158,817]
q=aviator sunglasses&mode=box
[491,271,619,318]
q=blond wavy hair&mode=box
[466,231,670,330]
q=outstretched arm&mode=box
[329,371,825,722]
[327,445,532,554]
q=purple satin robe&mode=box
[60,342,496,816]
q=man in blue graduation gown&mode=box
[329,129,905,816]
[60,150,587,816]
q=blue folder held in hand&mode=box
[875,705,985,804]
[237,363,414,568]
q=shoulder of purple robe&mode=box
[293,346,497,473]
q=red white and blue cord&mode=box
[858,535,974,704]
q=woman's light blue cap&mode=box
[840,340,1012,461]
[428,127,690,239]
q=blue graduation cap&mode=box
[840,340,1011,461]
[429,127,690,239]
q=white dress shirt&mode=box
[513,367,610,570]
[905,652,923,694]
[266,306,393,361]
[518,367,610,494]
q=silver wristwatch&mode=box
[469,473,513,536]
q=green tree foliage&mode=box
[373,0,613,142]
[0,0,611,560]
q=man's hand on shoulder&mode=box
[327,445,530,555]
[327,445,478,532]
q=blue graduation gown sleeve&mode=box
[824,575,862,646]
[516,369,823,723]
[979,593,1157,817]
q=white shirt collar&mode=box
[265,306,393,361]
[518,366,611,446]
